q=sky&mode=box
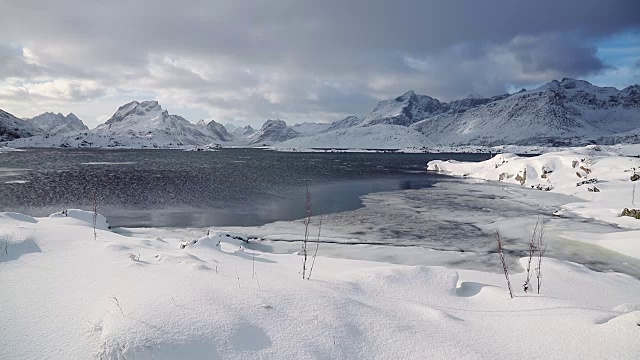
[0,0,639,128]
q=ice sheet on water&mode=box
[122,179,640,278]
[80,162,137,165]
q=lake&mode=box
[0,148,490,227]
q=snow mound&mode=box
[428,146,640,258]
[0,212,38,223]
[49,209,110,230]
[3,205,640,359]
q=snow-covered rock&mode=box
[232,125,255,138]
[28,112,88,135]
[204,120,234,142]
[360,90,448,127]
[250,119,300,145]
[0,109,41,141]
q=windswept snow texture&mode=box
[28,112,88,135]
[2,209,640,359]
[0,109,41,141]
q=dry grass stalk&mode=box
[496,229,514,299]
[301,183,312,279]
[307,216,322,280]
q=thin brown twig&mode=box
[495,229,513,299]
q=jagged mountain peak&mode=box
[361,90,444,127]
[251,119,299,145]
[104,100,163,125]
[395,90,416,101]
[261,119,287,129]
[28,111,88,135]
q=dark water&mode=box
[0,148,491,227]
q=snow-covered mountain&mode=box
[28,112,88,135]
[324,116,363,132]
[232,125,255,138]
[204,120,233,142]
[291,122,331,135]
[4,101,233,148]
[0,109,41,141]
[359,90,448,127]
[279,124,433,149]
[250,120,300,145]
[411,78,640,146]
[4,78,640,149]
[277,78,640,149]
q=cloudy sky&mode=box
[1,0,639,128]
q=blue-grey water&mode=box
[2,148,639,278]
[0,148,490,227]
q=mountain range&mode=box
[2,78,640,149]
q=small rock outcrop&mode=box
[622,208,640,219]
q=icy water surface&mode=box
[0,148,490,227]
[3,148,638,278]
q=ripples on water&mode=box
[0,148,490,227]
[3,148,638,278]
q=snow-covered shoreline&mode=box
[1,208,640,359]
[428,145,640,259]
[3,145,640,359]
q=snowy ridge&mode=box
[250,119,300,145]
[0,109,41,141]
[278,124,434,149]
[412,78,640,146]
[232,125,256,138]
[3,78,640,149]
[4,101,235,148]
[291,122,331,135]
[360,90,448,126]
[28,112,88,135]
[277,78,640,149]
[324,116,363,132]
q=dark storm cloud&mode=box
[0,0,638,124]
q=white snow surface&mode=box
[291,122,331,135]
[2,206,640,359]
[428,145,640,258]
